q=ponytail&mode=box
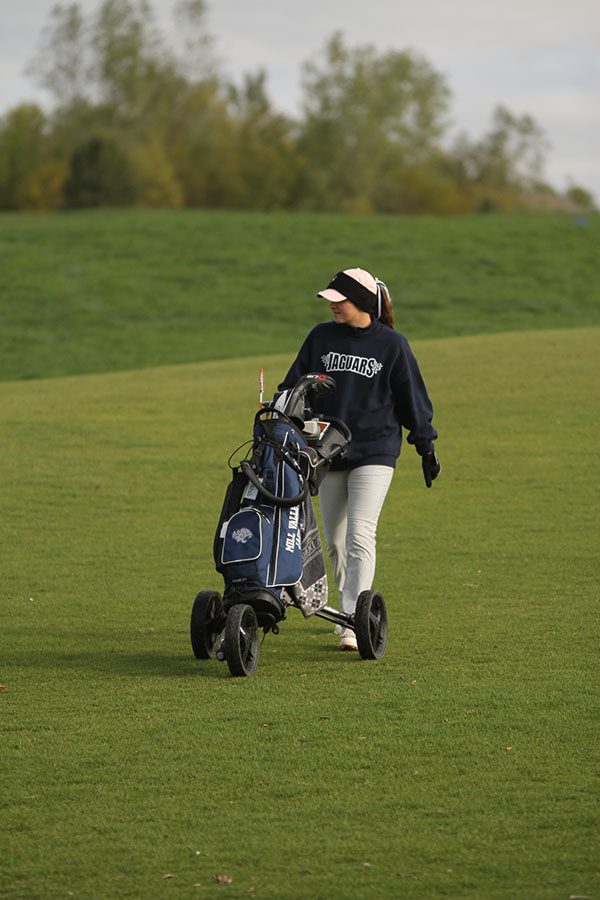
[375,279,395,329]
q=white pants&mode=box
[318,465,394,614]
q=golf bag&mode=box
[213,374,351,630]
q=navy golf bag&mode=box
[213,374,351,630]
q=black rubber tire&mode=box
[224,604,260,677]
[190,590,223,659]
[354,590,388,660]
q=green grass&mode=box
[1,209,599,380]
[1,327,598,899]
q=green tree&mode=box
[172,0,216,82]
[454,105,549,194]
[564,183,596,211]
[26,0,223,208]
[298,33,451,212]
[0,104,48,209]
[26,3,91,108]
[63,135,137,206]
[89,0,178,135]
[227,71,300,209]
[165,80,238,207]
[131,139,183,206]
[27,1,216,138]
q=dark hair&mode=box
[377,281,395,329]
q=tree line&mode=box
[0,0,594,214]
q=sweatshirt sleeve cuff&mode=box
[416,442,435,457]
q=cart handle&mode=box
[240,460,309,508]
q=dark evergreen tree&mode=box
[64,135,137,206]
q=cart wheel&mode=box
[190,590,223,659]
[224,604,260,677]
[354,590,388,660]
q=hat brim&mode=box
[317,288,347,302]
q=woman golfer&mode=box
[278,268,440,650]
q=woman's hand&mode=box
[422,451,441,488]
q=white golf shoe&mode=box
[338,628,358,651]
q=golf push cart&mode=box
[190,372,388,677]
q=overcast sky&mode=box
[2,0,599,199]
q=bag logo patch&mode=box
[232,527,253,544]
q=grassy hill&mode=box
[1,209,599,381]
[1,327,598,899]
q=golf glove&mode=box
[422,451,441,488]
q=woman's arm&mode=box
[391,338,438,455]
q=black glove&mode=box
[422,451,441,488]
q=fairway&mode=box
[1,326,598,899]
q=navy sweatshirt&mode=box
[279,320,437,470]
